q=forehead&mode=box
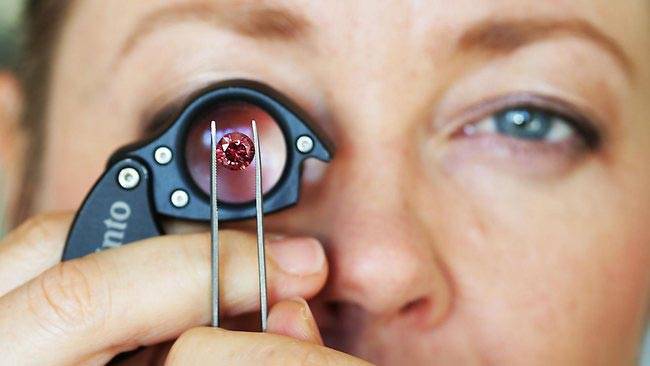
[63,0,647,55]
[54,0,648,100]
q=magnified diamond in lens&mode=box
[216,132,255,170]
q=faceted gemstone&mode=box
[216,132,255,170]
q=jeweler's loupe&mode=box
[62,80,332,260]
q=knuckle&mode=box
[22,214,56,243]
[27,257,110,333]
[15,213,65,254]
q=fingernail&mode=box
[265,233,287,241]
[267,237,325,276]
[288,297,324,345]
[289,297,312,321]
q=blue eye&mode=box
[497,109,552,140]
[467,107,574,143]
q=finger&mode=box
[267,298,324,345]
[166,327,373,366]
[0,212,73,296]
[0,231,327,365]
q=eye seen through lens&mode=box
[184,101,288,204]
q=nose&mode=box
[309,126,453,330]
[329,215,452,327]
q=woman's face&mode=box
[23,0,650,364]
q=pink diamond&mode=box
[216,132,255,170]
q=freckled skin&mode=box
[15,0,650,364]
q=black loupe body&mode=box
[62,80,332,260]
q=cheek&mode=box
[37,122,129,212]
[37,144,107,212]
[36,73,144,212]
[424,158,650,361]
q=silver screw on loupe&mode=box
[171,189,189,208]
[296,135,314,154]
[117,167,140,190]
[154,146,173,165]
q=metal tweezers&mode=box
[210,120,268,332]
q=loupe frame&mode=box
[62,80,332,260]
[110,79,332,221]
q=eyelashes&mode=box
[481,109,572,142]
[451,93,603,152]
[464,107,586,145]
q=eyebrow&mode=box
[119,1,311,59]
[458,18,635,78]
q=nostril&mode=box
[325,301,343,317]
[399,297,431,317]
[312,301,345,330]
[316,301,365,352]
[324,301,365,320]
[320,300,365,327]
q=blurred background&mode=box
[0,0,22,238]
[0,0,23,238]
[0,0,648,364]
[0,0,21,70]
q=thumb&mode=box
[267,298,323,345]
